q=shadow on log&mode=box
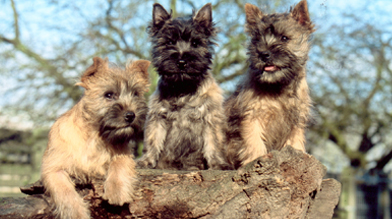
[0,146,341,219]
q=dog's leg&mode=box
[203,124,226,169]
[285,127,306,152]
[202,100,229,169]
[137,114,167,168]
[43,170,90,219]
[238,117,268,167]
[103,154,137,205]
[285,79,309,153]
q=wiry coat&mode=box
[225,0,315,169]
[138,3,227,170]
[41,57,150,219]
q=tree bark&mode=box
[0,146,341,219]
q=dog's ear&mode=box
[77,57,109,89]
[128,60,151,92]
[244,4,263,35]
[291,0,314,32]
[129,60,150,80]
[245,4,263,26]
[194,3,212,28]
[152,3,171,27]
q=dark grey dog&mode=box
[137,3,228,170]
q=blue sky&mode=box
[2,0,391,52]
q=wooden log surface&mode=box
[0,146,341,219]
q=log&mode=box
[0,146,341,219]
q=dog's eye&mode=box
[104,92,115,100]
[134,91,139,97]
[281,36,289,42]
[167,39,175,45]
[191,40,200,48]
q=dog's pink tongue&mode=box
[264,65,277,72]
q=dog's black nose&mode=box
[177,60,187,70]
[259,51,271,61]
[124,111,135,123]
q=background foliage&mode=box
[1,0,392,175]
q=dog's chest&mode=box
[246,96,294,149]
[162,97,208,147]
[164,97,208,126]
[76,139,112,177]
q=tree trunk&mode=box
[0,146,341,219]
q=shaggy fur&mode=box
[225,0,315,169]
[40,57,150,219]
[137,3,228,170]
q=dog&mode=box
[40,57,150,218]
[137,3,228,170]
[225,0,315,169]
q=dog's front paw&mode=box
[103,179,134,206]
[136,157,156,169]
[57,203,91,219]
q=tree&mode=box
[0,147,341,219]
[308,7,392,171]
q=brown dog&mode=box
[225,0,315,169]
[40,57,150,219]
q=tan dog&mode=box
[40,57,150,219]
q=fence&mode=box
[0,128,47,197]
